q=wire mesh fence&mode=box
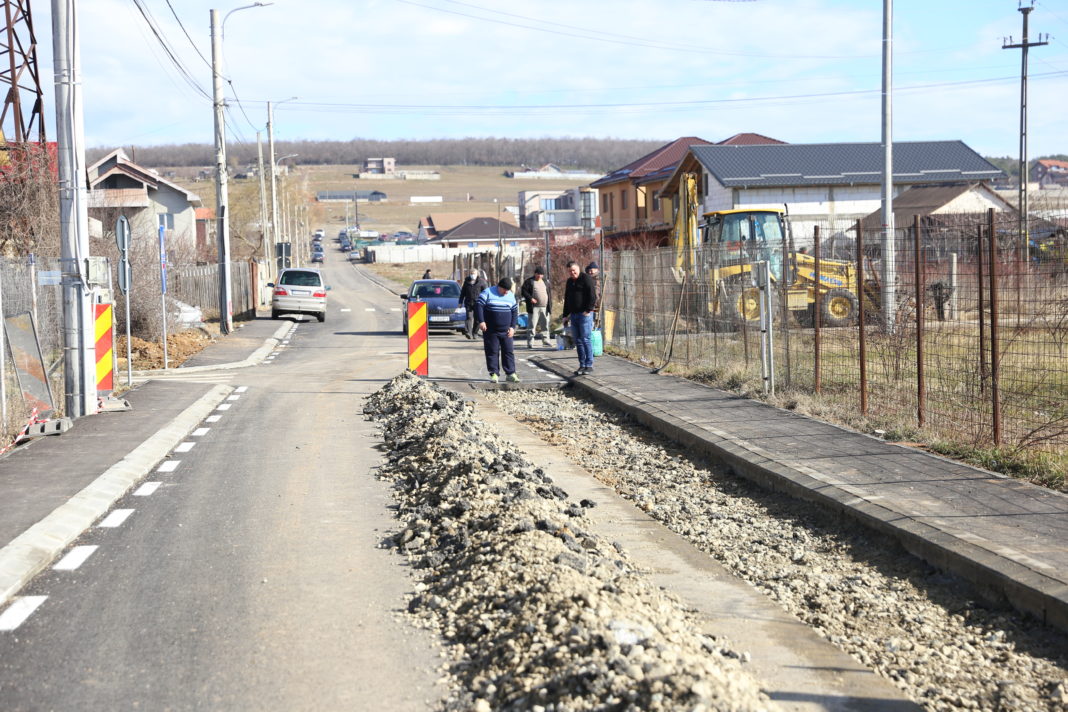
[603,210,1068,455]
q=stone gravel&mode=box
[364,372,771,712]
[489,387,1068,712]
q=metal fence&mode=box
[604,210,1068,454]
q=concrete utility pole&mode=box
[1003,3,1048,262]
[879,0,895,329]
[209,9,233,334]
[52,0,96,417]
[267,100,278,270]
[256,130,269,277]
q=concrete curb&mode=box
[132,322,291,376]
[531,355,1068,635]
[0,384,233,609]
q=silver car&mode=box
[270,268,329,322]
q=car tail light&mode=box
[273,287,288,296]
[313,290,326,298]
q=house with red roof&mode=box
[1031,158,1068,188]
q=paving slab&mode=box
[531,351,1068,634]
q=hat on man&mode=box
[586,261,599,271]
[533,266,545,275]
[498,277,513,291]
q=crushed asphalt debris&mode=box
[364,372,770,712]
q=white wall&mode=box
[367,245,528,264]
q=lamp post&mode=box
[276,153,298,266]
[211,2,269,334]
[268,96,297,274]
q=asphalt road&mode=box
[0,250,453,710]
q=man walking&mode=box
[475,277,520,383]
[562,260,597,376]
[460,269,486,339]
[520,266,552,348]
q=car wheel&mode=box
[317,312,325,323]
[271,309,280,319]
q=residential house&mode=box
[433,217,538,250]
[660,140,1004,244]
[517,187,598,237]
[508,163,603,181]
[364,157,396,175]
[87,148,202,259]
[417,211,519,241]
[1032,158,1068,188]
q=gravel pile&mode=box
[364,372,770,712]
[489,388,1068,712]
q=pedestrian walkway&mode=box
[530,351,1068,633]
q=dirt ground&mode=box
[116,325,220,371]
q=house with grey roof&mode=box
[661,140,1004,241]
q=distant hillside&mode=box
[86,137,667,173]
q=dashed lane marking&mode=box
[0,596,47,631]
[216,404,232,411]
[157,460,180,473]
[227,394,241,401]
[340,308,352,312]
[134,482,161,497]
[235,386,248,393]
[390,308,401,312]
[53,546,99,571]
[191,428,210,437]
[364,308,376,312]
[205,415,222,423]
[174,442,196,453]
[97,509,134,528]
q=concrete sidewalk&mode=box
[531,351,1068,634]
[0,316,287,607]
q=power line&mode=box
[129,0,211,101]
[163,0,213,71]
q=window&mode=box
[621,190,628,211]
[540,197,559,211]
[157,213,175,230]
[279,270,323,287]
[651,194,660,212]
[602,192,609,212]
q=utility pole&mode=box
[267,100,278,271]
[209,9,232,334]
[879,0,895,329]
[256,130,269,279]
[1003,2,1048,263]
[52,0,95,417]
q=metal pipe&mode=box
[913,214,925,427]
[880,0,896,329]
[209,9,232,334]
[813,225,821,394]
[977,224,987,393]
[856,220,867,415]
[987,208,1001,445]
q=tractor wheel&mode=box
[720,278,772,330]
[819,288,859,327]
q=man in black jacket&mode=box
[459,269,487,339]
[519,267,552,348]
[562,260,597,376]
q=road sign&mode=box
[407,301,428,376]
[117,259,131,295]
[115,215,130,253]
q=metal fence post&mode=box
[914,214,925,428]
[856,220,868,416]
[813,225,821,394]
[977,224,987,393]
[987,208,1001,445]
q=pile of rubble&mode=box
[490,388,1068,712]
[365,372,770,712]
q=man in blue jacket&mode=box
[475,277,519,383]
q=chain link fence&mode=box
[604,210,1068,456]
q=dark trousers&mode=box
[483,330,515,375]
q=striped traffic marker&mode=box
[94,303,114,393]
[407,301,428,376]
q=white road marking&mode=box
[191,427,210,437]
[157,460,181,473]
[98,509,134,528]
[205,415,222,423]
[134,482,162,497]
[390,308,401,312]
[53,545,99,571]
[174,442,195,453]
[340,308,351,312]
[364,308,376,312]
[216,404,232,411]
[235,386,248,393]
[227,394,241,401]
[0,596,48,631]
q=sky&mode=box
[27,0,1068,160]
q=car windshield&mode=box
[413,282,460,298]
[280,271,322,287]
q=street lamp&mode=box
[276,153,298,266]
[268,96,298,275]
[210,2,269,334]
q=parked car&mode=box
[347,250,364,262]
[401,279,465,335]
[269,268,329,322]
[394,230,415,240]
[311,252,324,263]
[339,237,352,251]
[313,228,325,238]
